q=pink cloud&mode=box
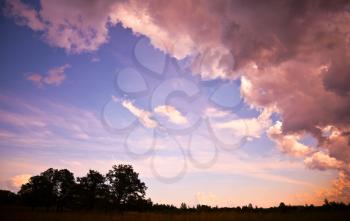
[26,64,70,87]
[154,105,188,125]
[267,121,311,158]
[0,174,31,192]
[5,0,350,202]
[4,0,45,31]
[0,95,114,148]
[106,0,350,201]
[304,151,344,171]
[26,73,43,86]
[4,0,117,53]
[121,100,158,128]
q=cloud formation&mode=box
[267,121,311,158]
[121,100,158,128]
[11,174,31,188]
[105,0,350,201]
[154,105,188,125]
[5,0,350,202]
[120,100,189,128]
[304,151,343,171]
[213,107,272,139]
[26,64,71,87]
[4,0,115,53]
[0,94,118,149]
[0,174,31,192]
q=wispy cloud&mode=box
[121,100,158,128]
[154,105,188,125]
[213,108,272,139]
[26,64,71,87]
[119,99,189,128]
[0,94,122,149]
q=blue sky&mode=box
[1,0,348,207]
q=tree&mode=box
[53,169,76,210]
[77,170,108,210]
[18,168,76,210]
[0,190,18,205]
[41,168,58,183]
[180,202,188,210]
[106,164,147,209]
[279,202,287,212]
[18,175,55,209]
[279,202,286,208]
[324,198,329,206]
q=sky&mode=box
[0,0,350,207]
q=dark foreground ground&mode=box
[2,207,350,221]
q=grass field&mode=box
[2,207,350,221]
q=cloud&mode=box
[313,171,350,203]
[11,174,31,188]
[43,64,70,86]
[204,107,231,118]
[121,100,158,128]
[211,107,272,140]
[0,94,122,149]
[108,1,350,194]
[120,101,189,127]
[4,0,45,31]
[26,64,71,87]
[154,105,188,125]
[26,73,43,85]
[304,151,343,171]
[4,0,117,53]
[321,126,350,164]
[267,121,311,157]
[91,57,100,63]
[5,0,350,202]
[0,174,31,192]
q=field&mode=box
[2,207,350,221]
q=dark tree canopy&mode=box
[16,164,149,211]
[53,169,75,209]
[19,168,76,209]
[19,174,55,208]
[106,164,147,207]
[5,164,350,212]
[76,170,108,209]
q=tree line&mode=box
[1,164,151,211]
[0,164,350,213]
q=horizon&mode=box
[0,0,349,209]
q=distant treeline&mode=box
[0,164,349,213]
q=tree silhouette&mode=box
[53,169,75,210]
[18,168,76,210]
[76,170,108,210]
[41,168,57,183]
[6,164,350,213]
[180,202,188,210]
[106,164,147,209]
[18,175,55,209]
[0,190,18,205]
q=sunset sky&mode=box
[0,0,349,207]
